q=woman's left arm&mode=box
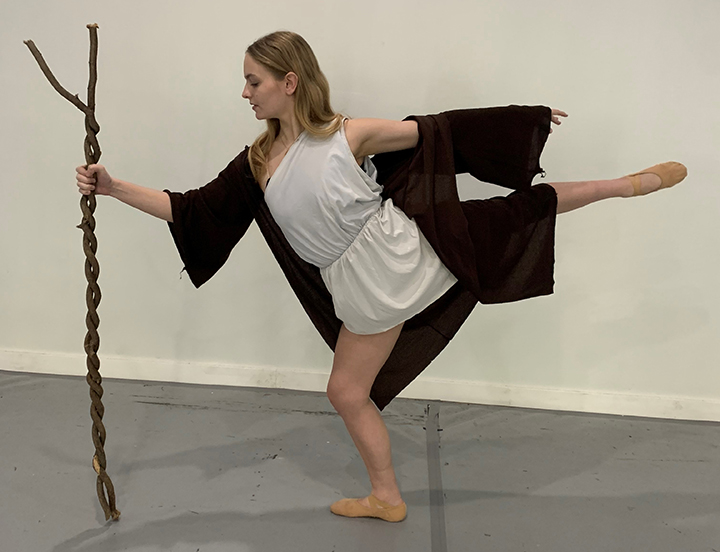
[344,118,419,159]
[345,108,568,159]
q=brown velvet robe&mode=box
[163,105,558,410]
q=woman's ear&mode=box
[284,72,298,95]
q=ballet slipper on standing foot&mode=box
[330,494,407,522]
[625,161,688,197]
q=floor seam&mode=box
[425,401,448,552]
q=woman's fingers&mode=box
[549,108,568,133]
[551,109,568,121]
[75,170,96,184]
[75,163,111,195]
[77,180,95,191]
[76,163,104,177]
[75,166,94,182]
[76,164,96,194]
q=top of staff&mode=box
[87,23,99,29]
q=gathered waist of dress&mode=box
[294,197,383,268]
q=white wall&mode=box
[2,0,719,420]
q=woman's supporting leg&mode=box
[549,173,661,214]
[326,322,405,507]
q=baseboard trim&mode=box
[2,348,718,422]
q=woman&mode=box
[75,31,687,523]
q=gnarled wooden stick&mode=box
[24,23,120,523]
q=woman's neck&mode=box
[276,113,303,147]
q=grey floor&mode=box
[1,370,719,552]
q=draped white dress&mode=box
[264,120,457,335]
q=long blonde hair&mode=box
[246,31,344,182]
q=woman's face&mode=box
[242,53,293,120]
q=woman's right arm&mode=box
[76,164,173,222]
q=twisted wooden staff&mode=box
[24,23,120,522]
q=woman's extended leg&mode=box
[326,322,405,508]
[549,161,687,214]
[550,173,658,214]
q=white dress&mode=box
[264,120,457,335]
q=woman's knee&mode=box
[326,380,370,414]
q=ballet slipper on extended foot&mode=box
[626,161,687,196]
[330,494,407,522]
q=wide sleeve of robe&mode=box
[163,151,256,288]
[375,104,558,305]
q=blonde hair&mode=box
[246,31,344,182]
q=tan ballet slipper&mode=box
[626,161,688,196]
[330,494,407,522]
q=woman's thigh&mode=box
[327,322,404,402]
